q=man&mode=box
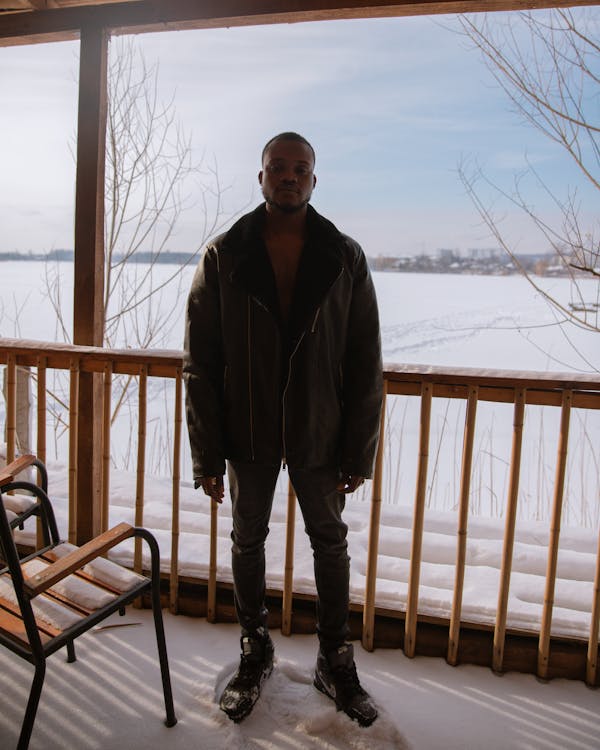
[184,132,383,726]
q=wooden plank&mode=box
[133,365,147,574]
[0,602,55,644]
[169,368,182,614]
[447,385,478,665]
[73,23,108,545]
[281,479,297,636]
[36,356,47,465]
[3,339,597,404]
[537,390,571,679]
[1,0,598,47]
[68,358,79,544]
[101,362,112,532]
[493,388,526,673]
[587,529,600,686]
[5,354,17,465]
[362,380,387,651]
[23,521,134,596]
[207,497,218,623]
[0,454,36,487]
[404,380,432,658]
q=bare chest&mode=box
[264,235,304,320]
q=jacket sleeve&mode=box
[183,245,226,479]
[340,244,383,479]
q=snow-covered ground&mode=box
[1,609,599,750]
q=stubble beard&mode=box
[263,191,311,215]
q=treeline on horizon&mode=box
[0,248,569,277]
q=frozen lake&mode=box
[1,260,598,525]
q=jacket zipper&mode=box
[247,296,255,461]
[281,330,306,468]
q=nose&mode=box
[280,166,297,183]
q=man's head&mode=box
[259,132,316,214]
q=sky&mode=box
[0,9,598,257]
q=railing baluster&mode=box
[68,358,80,544]
[538,390,572,680]
[101,362,112,533]
[207,498,218,623]
[281,479,297,636]
[362,380,387,652]
[36,356,47,465]
[5,354,16,464]
[493,387,526,673]
[170,369,182,614]
[36,356,47,548]
[405,381,433,658]
[448,385,478,666]
[134,365,147,575]
[587,531,600,686]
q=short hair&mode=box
[261,132,316,166]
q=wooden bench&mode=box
[0,455,177,749]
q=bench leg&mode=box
[18,661,46,750]
[152,587,177,727]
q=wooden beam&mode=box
[1,0,599,46]
[72,22,107,543]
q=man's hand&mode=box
[199,476,225,503]
[336,474,365,494]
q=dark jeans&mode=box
[227,461,350,652]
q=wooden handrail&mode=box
[2,337,600,684]
[23,522,134,598]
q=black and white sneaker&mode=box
[219,628,274,722]
[314,642,378,727]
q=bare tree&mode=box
[457,8,599,348]
[43,37,247,467]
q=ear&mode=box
[313,174,317,188]
[258,170,263,186]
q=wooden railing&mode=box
[1,338,600,684]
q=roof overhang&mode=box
[1,0,598,47]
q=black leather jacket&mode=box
[184,203,383,479]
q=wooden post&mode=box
[493,388,526,673]
[362,380,387,651]
[73,23,108,544]
[447,385,478,666]
[405,381,433,658]
[170,369,182,614]
[281,479,297,636]
[538,390,571,680]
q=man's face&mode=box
[259,139,316,214]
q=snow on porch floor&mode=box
[0,609,599,750]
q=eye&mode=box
[295,166,310,176]
[266,163,284,174]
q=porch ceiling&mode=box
[1,0,598,47]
